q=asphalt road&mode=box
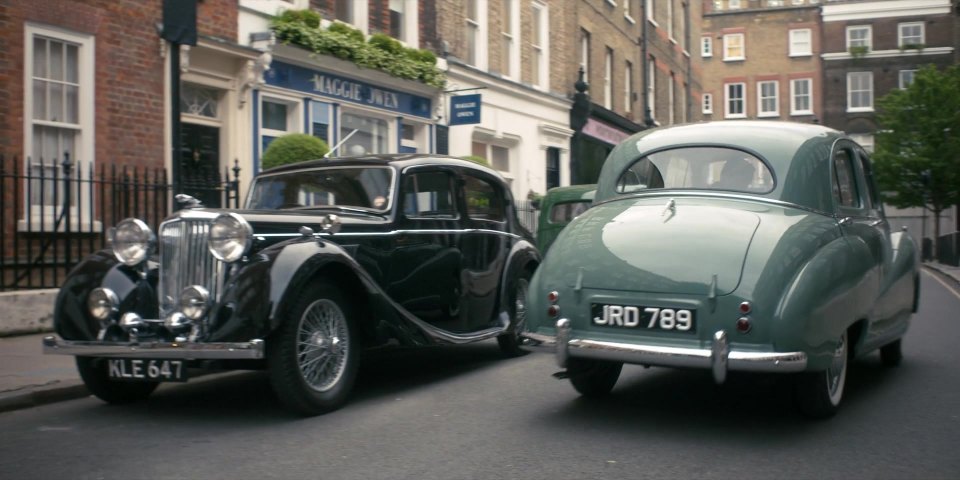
[2,270,959,480]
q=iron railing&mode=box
[515,199,539,237]
[1,154,240,291]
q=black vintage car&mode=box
[44,155,540,415]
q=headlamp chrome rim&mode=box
[208,213,253,263]
[87,288,119,321]
[111,218,154,266]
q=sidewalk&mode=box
[1,262,959,415]
[0,333,87,413]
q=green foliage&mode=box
[272,9,321,29]
[461,155,490,167]
[874,64,960,243]
[848,45,869,58]
[261,133,330,171]
[271,10,446,89]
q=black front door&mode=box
[180,123,222,208]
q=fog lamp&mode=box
[87,288,119,321]
[547,291,559,303]
[120,312,144,329]
[179,285,210,320]
[547,305,561,318]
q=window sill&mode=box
[725,114,747,119]
[789,52,812,58]
[624,14,636,25]
[757,112,779,118]
[17,218,104,233]
[791,110,814,116]
[702,53,713,58]
[846,107,875,113]
[702,111,713,115]
[723,57,745,62]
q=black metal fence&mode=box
[1,154,240,291]
[515,199,539,237]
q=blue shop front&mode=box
[254,47,441,173]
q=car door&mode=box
[458,170,509,331]
[832,141,886,329]
[386,168,463,326]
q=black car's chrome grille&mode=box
[158,216,225,321]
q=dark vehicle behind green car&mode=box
[522,121,919,419]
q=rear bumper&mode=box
[521,318,807,384]
[42,335,264,360]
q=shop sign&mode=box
[266,61,433,119]
[582,118,631,145]
[449,94,482,126]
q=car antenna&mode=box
[323,129,359,158]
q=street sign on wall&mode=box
[449,94,482,126]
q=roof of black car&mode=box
[261,154,499,176]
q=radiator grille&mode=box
[158,218,225,321]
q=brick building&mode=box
[0,0,262,288]
[432,0,574,197]
[820,0,955,150]
[699,0,823,124]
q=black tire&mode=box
[567,358,623,397]
[267,280,359,416]
[880,339,903,367]
[75,357,158,404]
[496,268,531,357]
[795,332,848,419]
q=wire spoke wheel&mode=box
[297,299,350,392]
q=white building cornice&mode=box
[821,0,951,22]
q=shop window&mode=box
[310,101,330,144]
[340,112,388,156]
[260,96,300,154]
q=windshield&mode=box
[247,166,395,212]
[616,147,774,195]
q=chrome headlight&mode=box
[179,285,210,320]
[208,213,252,263]
[111,218,154,266]
[87,288,119,321]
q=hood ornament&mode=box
[662,198,676,222]
[175,193,202,209]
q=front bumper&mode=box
[521,318,807,384]
[42,335,265,360]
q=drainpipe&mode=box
[641,7,654,128]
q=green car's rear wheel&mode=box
[795,331,848,419]
[567,358,623,397]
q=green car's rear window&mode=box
[548,200,590,224]
[616,147,774,195]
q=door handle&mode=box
[838,217,853,227]
[869,219,885,227]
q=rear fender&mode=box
[498,240,541,327]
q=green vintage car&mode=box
[536,185,596,254]
[521,121,919,418]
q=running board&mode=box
[407,311,511,344]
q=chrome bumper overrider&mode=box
[521,318,807,384]
[42,335,264,360]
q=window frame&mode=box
[898,22,925,48]
[388,0,419,47]
[789,28,812,57]
[603,47,613,109]
[701,36,713,57]
[530,1,549,90]
[465,0,488,70]
[702,93,713,115]
[334,0,369,34]
[757,80,779,117]
[899,69,917,89]
[500,0,518,79]
[624,60,633,113]
[723,33,745,61]
[647,56,656,121]
[790,78,813,116]
[401,169,459,220]
[23,23,97,229]
[846,25,872,51]
[846,71,874,113]
[724,82,746,119]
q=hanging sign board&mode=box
[449,94,482,126]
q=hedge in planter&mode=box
[261,134,330,171]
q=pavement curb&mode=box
[0,381,89,414]
[923,263,960,286]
